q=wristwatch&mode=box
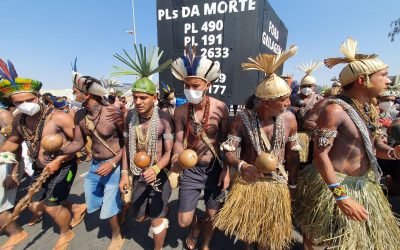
[111,162,118,169]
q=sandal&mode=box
[185,216,202,250]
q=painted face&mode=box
[133,92,156,115]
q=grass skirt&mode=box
[214,176,292,249]
[294,164,400,249]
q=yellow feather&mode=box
[242,45,297,75]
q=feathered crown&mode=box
[296,60,323,86]
[71,58,109,97]
[160,81,175,100]
[113,44,172,95]
[171,45,221,83]
[324,38,388,86]
[241,45,297,100]
[0,59,42,98]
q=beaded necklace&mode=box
[339,94,379,135]
[183,96,210,149]
[128,106,159,175]
[20,106,53,163]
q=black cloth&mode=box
[131,170,171,220]
[31,159,78,206]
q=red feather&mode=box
[0,59,11,80]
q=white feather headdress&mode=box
[171,45,221,83]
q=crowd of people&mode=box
[0,37,399,250]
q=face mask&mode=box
[184,89,205,104]
[169,98,176,106]
[17,102,41,116]
[379,101,394,111]
[301,87,313,96]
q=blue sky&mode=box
[1,0,399,90]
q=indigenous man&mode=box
[170,46,230,250]
[378,86,399,128]
[0,99,28,249]
[295,38,400,249]
[214,46,300,250]
[0,59,82,249]
[158,81,177,116]
[290,61,324,166]
[115,44,174,250]
[59,71,124,250]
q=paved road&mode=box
[0,162,303,250]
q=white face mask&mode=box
[301,87,313,96]
[169,98,176,106]
[17,102,41,116]
[379,101,394,111]
[184,89,205,105]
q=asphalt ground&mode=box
[8,160,395,249]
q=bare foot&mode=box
[186,217,203,250]
[28,212,43,226]
[52,230,74,250]
[70,204,87,228]
[1,230,28,250]
[107,234,125,250]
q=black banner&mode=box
[157,0,288,105]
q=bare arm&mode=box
[0,115,23,153]
[284,113,299,186]
[224,115,243,168]
[313,104,342,185]
[157,114,175,170]
[60,111,86,155]
[171,106,186,165]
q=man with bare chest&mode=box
[0,100,28,249]
[170,47,229,250]
[295,38,400,249]
[214,46,300,250]
[113,44,174,250]
[60,73,124,250]
[0,60,79,249]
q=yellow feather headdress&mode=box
[324,38,388,86]
[242,45,297,100]
[296,60,323,86]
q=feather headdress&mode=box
[71,58,109,97]
[113,44,172,95]
[296,60,323,86]
[0,59,42,98]
[324,38,388,86]
[171,45,221,83]
[241,45,297,100]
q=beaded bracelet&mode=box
[121,169,129,175]
[328,183,349,201]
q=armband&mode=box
[316,128,338,148]
[162,134,175,140]
[288,133,302,151]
